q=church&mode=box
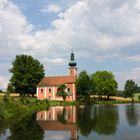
[36,52,77,101]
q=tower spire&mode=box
[68,51,77,76]
[69,51,77,67]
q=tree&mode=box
[6,83,15,93]
[91,71,118,100]
[0,89,3,93]
[136,86,140,93]
[76,71,91,103]
[57,84,68,101]
[124,80,137,101]
[9,55,45,96]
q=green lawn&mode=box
[134,93,140,101]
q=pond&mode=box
[0,104,140,140]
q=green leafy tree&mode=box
[124,80,137,101]
[135,86,140,93]
[76,71,91,103]
[91,71,118,100]
[6,83,15,93]
[57,84,68,101]
[9,55,45,96]
[0,89,3,93]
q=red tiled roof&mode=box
[37,76,76,87]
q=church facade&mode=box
[36,52,77,101]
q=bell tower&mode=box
[68,51,77,76]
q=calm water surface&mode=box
[0,104,140,140]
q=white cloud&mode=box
[41,4,62,13]
[94,53,120,62]
[0,76,9,90]
[46,0,140,60]
[116,68,140,81]
[1,0,140,63]
[122,55,140,62]
[1,0,140,89]
[0,0,34,53]
[115,67,140,89]
[0,0,7,5]
[41,57,66,65]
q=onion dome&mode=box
[68,52,77,67]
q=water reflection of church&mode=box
[37,106,78,140]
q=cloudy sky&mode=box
[0,0,140,90]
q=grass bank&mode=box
[0,96,49,119]
[93,100,140,105]
[48,99,140,106]
[76,96,140,105]
[48,100,78,106]
[0,95,140,119]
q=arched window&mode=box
[48,88,51,93]
[49,113,51,119]
[40,113,43,119]
[67,88,70,92]
[67,88,71,96]
[41,89,43,93]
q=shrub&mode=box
[0,102,5,118]
[138,95,140,101]
[3,95,9,102]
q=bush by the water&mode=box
[0,96,49,119]
[138,95,140,101]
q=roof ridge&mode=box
[38,76,76,86]
[44,76,76,78]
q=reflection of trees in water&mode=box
[57,107,67,124]
[93,105,119,135]
[126,104,140,127]
[77,106,93,136]
[77,105,119,136]
[0,119,9,137]
[7,113,44,140]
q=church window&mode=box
[41,89,43,93]
[48,88,51,93]
[68,114,70,119]
[49,113,51,119]
[67,88,70,92]
[40,113,43,119]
